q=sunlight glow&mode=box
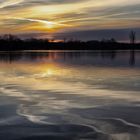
[43,69,54,76]
[0,0,139,34]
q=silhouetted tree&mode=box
[0,34,139,51]
[63,38,66,43]
[3,34,17,41]
[101,38,116,43]
[110,38,116,43]
[129,31,136,44]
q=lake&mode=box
[0,50,140,140]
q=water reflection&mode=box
[0,50,140,140]
[0,50,139,67]
[129,50,135,66]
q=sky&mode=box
[0,0,140,41]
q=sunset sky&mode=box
[0,0,140,41]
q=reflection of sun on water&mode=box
[37,62,65,77]
[39,63,70,78]
[46,69,53,76]
[42,69,54,77]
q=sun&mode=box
[46,22,54,29]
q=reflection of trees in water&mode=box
[129,50,135,66]
[0,51,108,63]
[0,53,20,63]
[0,52,49,63]
[0,51,137,67]
[100,51,116,60]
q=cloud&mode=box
[0,0,88,10]
[0,0,24,9]
[21,0,87,5]
[0,0,140,39]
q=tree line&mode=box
[0,31,139,51]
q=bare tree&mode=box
[129,31,136,44]
[2,34,19,41]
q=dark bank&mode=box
[0,32,139,51]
